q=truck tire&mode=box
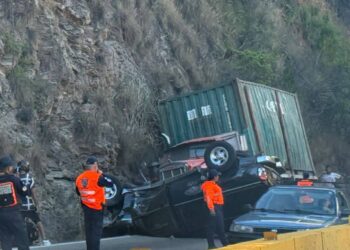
[104,174,123,207]
[204,141,237,171]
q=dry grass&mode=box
[73,109,101,143]
[109,0,224,91]
[0,133,14,157]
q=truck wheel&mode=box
[104,174,122,207]
[204,141,237,171]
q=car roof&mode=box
[270,185,337,193]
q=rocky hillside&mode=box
[0,0,349,242]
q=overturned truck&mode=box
[103,79,316,237]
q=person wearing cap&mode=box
[201,169,228,249]
[16,160,51,246]
[75,156,114,250]
[319,165,342,187]
[0,155,30,250]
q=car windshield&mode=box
[255,188,336,216]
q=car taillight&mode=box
[258,167,268,181]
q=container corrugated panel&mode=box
[277,93,314,172]
[235,81,288,163]
[235,79,314,172]
[159,79,315,173]
[159,85,243,146]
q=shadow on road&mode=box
[29,235,209,250]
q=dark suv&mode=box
[103,132,284,237]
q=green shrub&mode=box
[7,64,33,106]
[295,5,350,67]
[2,33,24,56]
[224,49,277,84]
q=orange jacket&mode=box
[76,170,106,210]
[297,179,313,187]
[201,180,224,210]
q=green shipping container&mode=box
[159,78,315,174]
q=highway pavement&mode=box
[30,235,211,250]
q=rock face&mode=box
[0,0,160,241]
[0,0,350,242]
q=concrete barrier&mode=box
[220,225,350,250]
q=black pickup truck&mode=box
[102,132,284,237]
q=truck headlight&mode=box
[230,224,254,233]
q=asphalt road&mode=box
[30,235,211,250]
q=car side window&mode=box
[160,166,188,181]
[189,147,206,158]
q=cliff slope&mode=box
[0,0,349,241]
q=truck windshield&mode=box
[255,188,336,216]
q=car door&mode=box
[131,183,180,236]
[166,169,208,236]
[336,191,350,224]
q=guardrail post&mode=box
[263,231,278,241]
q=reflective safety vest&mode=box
[0,182,18,208]
[297,179,313,187]
[201,180,224,210]
[76,170,105,210]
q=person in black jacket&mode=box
[16,160,51,246]
[0,155,30,250]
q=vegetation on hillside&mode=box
[2,0,350,170]
[211,1,350,141]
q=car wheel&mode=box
[204,141,237,171]
[104,174,123,207]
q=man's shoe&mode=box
[42,240,51,246]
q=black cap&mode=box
[86,156,98,165]
[0,156,15,170]
[303,172,310,179]
[208,169,221,180]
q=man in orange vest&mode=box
[297,172,313,187]
[201,169,228,249]
[76,156,113,250]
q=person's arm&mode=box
[31,187,39,208]
[98,174,114,187]
[203,189,215,215]
[13,176,28,196]
[332,172,342,179]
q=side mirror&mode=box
[242,204,253,213]
[341,208,350,217]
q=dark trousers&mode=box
[206,205,228,248]
[83,205,104,250]
[0,210,30,250]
